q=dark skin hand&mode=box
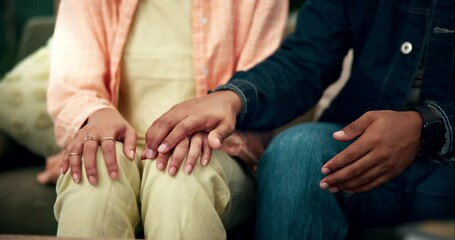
[141,132,213,176]
[144,91,242,159]
[146,89,423,193]
[319,110,423,193]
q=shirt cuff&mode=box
[210,79,259,127]
[428,102,454,163]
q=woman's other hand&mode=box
[61,108,137,186]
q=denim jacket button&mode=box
[401,42,413,55]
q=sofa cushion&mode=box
[0,39,60,158]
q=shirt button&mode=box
[400,42,412,55]
[202,67,209,77]
[200,17,208,25]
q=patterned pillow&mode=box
[0,40,60,157]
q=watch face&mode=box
[423,119,445,153]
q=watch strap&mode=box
[411,105,445,155]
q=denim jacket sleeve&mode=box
[429,102,455,163]
[216,0,352,130]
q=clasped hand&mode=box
[61,97,229,185]
[63,94,423,194]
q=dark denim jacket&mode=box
[218,0,454,162]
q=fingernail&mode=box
[319,182,329,189]
[169,166,177,176]
[184,165,193,175]
[89,176,97,185]
[72,173,80,183]
[157,163,165,171]
[321,167,331,175]
[213,137,221,147]
[333,130,345,137]
[201,159,209,166]
[59,167,64,175]
[129,149,135,160]
[329,187,339,193]
[157,144,168,153]
[146,148,154,159]
[110,171,118,180]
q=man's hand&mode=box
[142,132,212,176]
[143,91,242,158]
[319,110,423,193]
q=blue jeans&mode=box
[256,122,455,240]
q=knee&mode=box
[142,165,229,212]
[257,123,346,196]
[259,123,343,175]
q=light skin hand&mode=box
[143,91,242,159]
[319,110,422,193]
[141,132,212,176]
[61,108,137,186]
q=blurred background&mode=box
[0,0,57,78]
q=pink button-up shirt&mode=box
[48,0,288,147]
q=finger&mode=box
[333,111,376,142]
[123,126,138,160]
[100,136,120,181]
[156,120,202,154]
[60,150,70,174]
[83,137,100,185]
[184,133,204,175]
[334,164,387,192]
[155,152,171,172]
[154,116,219,154]
[200,134,212,166]
[66,135,85,183]
[321,154,382,192]
[350,174,393,193]
[168,137,190,176]
[207,120,235,149]
[321,135,371,174]
[142,144,158,160]
[145,113,188,153]
[68,153,82,184]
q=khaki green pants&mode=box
[54,142,255,239]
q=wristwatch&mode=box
[411,105,446,155]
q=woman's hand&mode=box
[319,110,422,193]
[61,108,137,186]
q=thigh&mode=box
[339,157,455,228]
[55,142,142,238]
[258,122,349,191]
[215,151,256,230]
[140,150,255,231]
[409,159,455,221]
[256,122,351,239]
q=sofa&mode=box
[0,6,452,240]
[0,16,58,235]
